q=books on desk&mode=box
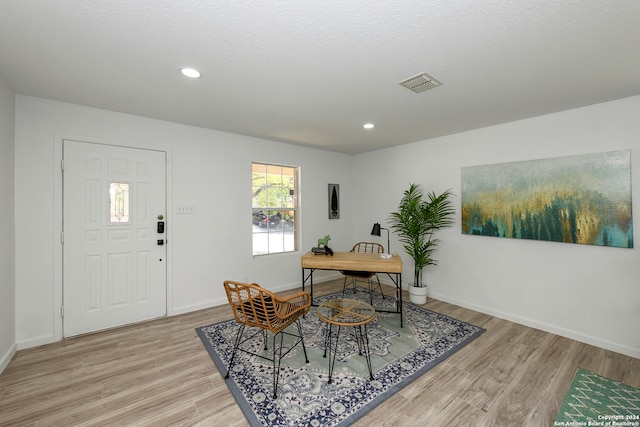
[311,246,334,255]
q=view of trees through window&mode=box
[252,162,298,256]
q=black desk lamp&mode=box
[371,222,390,254]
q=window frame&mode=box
[251,162,299,256]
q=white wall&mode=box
[0,77,16,371]
[354,95,640,358]
[13,94,640,358]
[14,95,354,348]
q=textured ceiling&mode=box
[1,1,639,154]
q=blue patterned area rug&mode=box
[554,368,640,426]
[196,288,485,427]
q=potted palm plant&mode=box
[388,183,455,304]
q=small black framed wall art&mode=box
[328,184,340,219]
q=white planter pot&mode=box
[408,284,428,305]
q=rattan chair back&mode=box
[222,280,311,398]
[224,280,311,334]
[350,242,384,254]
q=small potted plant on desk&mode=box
[388,183,455,305]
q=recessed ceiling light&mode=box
[180,67,201,78]
[363,123,375,129]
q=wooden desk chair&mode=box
[223,280,311,398]
[341,242,386,302]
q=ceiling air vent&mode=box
[399,72,442,93]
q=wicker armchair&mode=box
[223,280,311,398]
[341,242,386,302]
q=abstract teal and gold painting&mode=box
[461,150,633,248]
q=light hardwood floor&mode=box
[1,280,638,426]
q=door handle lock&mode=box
[157,239,164,245]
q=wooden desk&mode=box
[301,251,404,326]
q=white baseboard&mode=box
[172,298,225,315]
[171,275,343,315]
[0,342,17,375]
[272,273,343,293]
[16,334,59,351]
[429,291,640,359]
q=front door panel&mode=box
[63,140,167,337]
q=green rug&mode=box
[554,368,640,426]
[196,288,484,427]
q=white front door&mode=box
[63,140,167,337]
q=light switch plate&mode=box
[176,205,195,214]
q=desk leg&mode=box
[387,272,403,328]
[301,268,315,305]
[398,273,403,328]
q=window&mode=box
[252,162,298,256]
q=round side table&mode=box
[317,298,376,383]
